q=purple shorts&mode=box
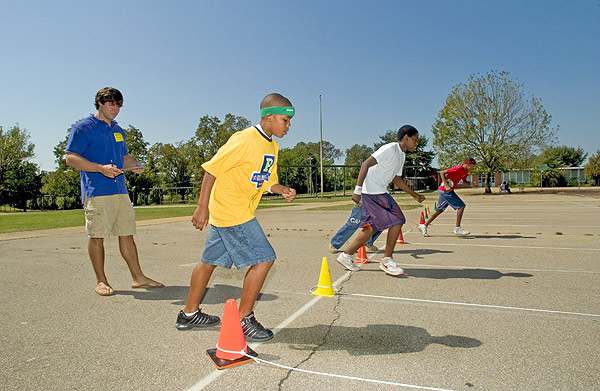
[360,193,406,232]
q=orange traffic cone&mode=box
[356,245,368,265]
[207,299,258,369]
[396,230,405,245]
[419,211,425,225]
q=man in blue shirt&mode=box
[66,87,163,296]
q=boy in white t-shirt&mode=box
[336,125,425,276]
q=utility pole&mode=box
[319,94,324,198]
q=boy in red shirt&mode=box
[418,159,476,236]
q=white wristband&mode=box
[354,185,362,195]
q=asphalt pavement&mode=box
[1,189,599,390]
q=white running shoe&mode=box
[418,224,430,237]
[453,226,470,235]
[337,253,360,271]
[328,243,338,254]
[379,257,405,276]
[365,243,378,251]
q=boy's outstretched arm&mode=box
[191,172,216,230]
[393,176,425,203]
[270,184,296,203]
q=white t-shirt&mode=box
[361,142,405,194]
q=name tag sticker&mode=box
[114,133,124,142]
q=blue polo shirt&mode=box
[65,115,129,203]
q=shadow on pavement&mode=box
[275,324,482,355]
[403,268,533,280]
[394,248,453,259]
[117,283,278,304]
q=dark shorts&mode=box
[360,193,406,232]
[201,218,276,269]
[437,190,466,211]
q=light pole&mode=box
[319,94,324,198]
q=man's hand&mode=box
[100,164,123,178]
[130,167,145,174]
[123,155,145,174]
[191,206,210,230]
[351,193,362,203]
[281,186,296,202]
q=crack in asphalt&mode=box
[277,272,353,390]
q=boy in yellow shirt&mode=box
[176,93,296,342]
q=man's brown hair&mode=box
[95,87,123,109]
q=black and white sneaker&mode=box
[241,312,273,342]
[176,308,220,330]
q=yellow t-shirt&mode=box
[201,126,279,227]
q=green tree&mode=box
[536,146,587,168]
[149,141,193,202]
[194,114,251,163]
[3,161,42,211]
[432,70,554,193]
[344,144,374,166]
[278,141,341,194]
[344,144,374,184]
[0,125,41,209]
[584,150,600,186]
[529,146,588,187]
[189,114,251,184]
[123,125,158,205]
[374,130,435,173]
[42,125,83,208]
[123,125,149,162]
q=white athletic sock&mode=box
[184,311,197,317]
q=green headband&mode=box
[260,106,295,118]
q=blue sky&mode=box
[1,0,598,171]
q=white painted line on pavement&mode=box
[247,354,456,390]
[338,293,600,318]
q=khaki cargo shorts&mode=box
[84,194,136,238]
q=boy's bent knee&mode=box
[196,262,217,272]
[248,261,274,273]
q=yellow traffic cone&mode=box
[311,257,336,297]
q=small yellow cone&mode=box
[311,257,336,297]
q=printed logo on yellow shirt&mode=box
[250,154,275,189]
[114,133,124,142]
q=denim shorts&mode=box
[201,218,276,269]
[437,190,466,211]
